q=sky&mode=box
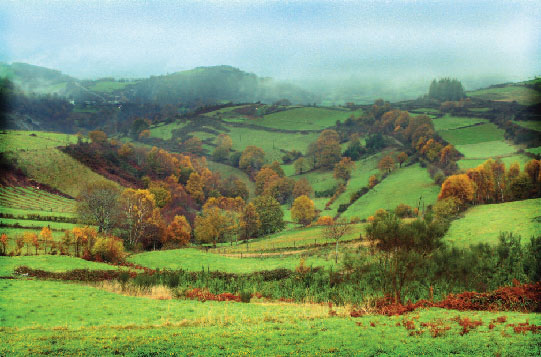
[1,0,540,96]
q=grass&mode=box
[0,186,75,213]
[1,279,539,355]
[0,130,80,152]
[0,255,122,276]
[438,123,506,146]
[210,224,364,254]
[454,141,517,159]
[87,81,134,93]
[293,169,336,192]
[467,107,491,112]
[512,120,541,132]
[467,85,541,105]
[432,114,488,131]
[458,154,531,170]
[526,147,541,155]
[251,107,361,131]
[342,164,440,219]
[128,248,335,273]
[444,198,541,247]
[149,121,187,140]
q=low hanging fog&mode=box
[1,0,540,103]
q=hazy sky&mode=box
[1,0,540,91]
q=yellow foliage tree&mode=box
[291,195,316,226]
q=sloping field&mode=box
[341,164,440,219]
[454,141,517,159]
[251,107,361,131]
[512,120,541,132]
[149,121,187,140]
[0,186,74,213]
[458,154,531,170]
[438,123,506,146]
[432,115,488,131]
[128,248,334,273]
[467,85,541,105]
[0,255,123,276]
[445,198,541,247]
[0,130,79,152]
[206,160,255,198]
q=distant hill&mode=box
[0,63,317,107]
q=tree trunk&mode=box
[335,240,339,263]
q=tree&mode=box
[164,215,191,247]
[186,172,205,204]
[253,195,284,235]
[307,130,341,169]
[438,174,475,206]
[118,189,159,248]
[294,157,306,174]
[240,203,261,240]
[0,233,7,256]
[212,134,233,162]
[343,139,364,160]
[525,159,541,186]
[428,78,465,101]
[40,227,53,254]
[333,157,355,181]
[366,212,446,303]
[23,232,35,255]
[89,130,107,144]
[322,218,352,263]
[439,145,458,165]
[291,195,316,226]
[183,136,203,154]
[397,152,408,167]
[292,178,313,198]
[148,181,172,208]
[239,146,265,175]
[378,155,395,174]
[76,181,120,233]
[194,206,233,247]
[368,175,378,188]
[263,161,285,177]
[255,168,280,196]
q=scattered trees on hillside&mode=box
[291,195,316,226]
[334,157,355,181]
[322,218,351,263]
[292,178,313,198]
[307,129,341,169]
[378,155,395,174]
[253,195,284,235]
[239,145,265,175]
[397,152,408,167]
[212,134,233,162]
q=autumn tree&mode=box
[194,206,234,247]
[253,195,284,235]
[397,152,408,167]
[291,195,316,226]
[294,157,307,174]
[333,157,355,181]
[368,175,378,188]
[525,159,541,187]
[438,174,475,207]
[0,233,7,256]
[148,181,172,208]
[322,218,352,263]
[307,129,341,169]
[138,129,151,139]
[220,176,249,201]
[91,236,125,263]
[182,136,204,154]
[239,145,265,175]
[23,232,35,255]
[118,189,160,248]
[378,155,395,174]
[77,181,120,233]
[263,176,295,204]
[292,178,313,198]
[212,134,233,162]
[40,227,53,254]
[89,130,107,144]
[186,172,205,204]
[240,202,261,240]
[263,161,285,177]
[255,167,280,196]
[164,215,191,247]
[439,145,459,166]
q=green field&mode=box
[438,123,506,146]
[342,164,440,219]
[0,130,79,152]
[0,255,124,276]
[88,80,134,93]
[0,186,75,213]
[467,85,541,105]
[432,114,488,131]
[1,279,539,355]
[250,107,361,131]
[454,141,517,159]
[512,120,541,132]
[149,121,187,140]
[445,199,541,247]
[458,154,531,170]
[128,248,335,273]
[526,146,541,155]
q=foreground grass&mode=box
[444,198,541,247]
[0,279,539,355]
[128,248,335,273]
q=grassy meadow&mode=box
[467,85,541,105]
[444,198,541,247]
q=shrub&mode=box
[240,290,252,303]
[91,236,126,264]
[395,204,414,218]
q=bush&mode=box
[337,204,349,213]
[315,186,338,198]
[91,236,126,264]
[395,204,414,218]
[240,290,252,303]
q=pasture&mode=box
[206,160,255,198]
[467,85,541,105]
[251,107,361,131]
[0,186,75,213]
[0,130,79,152]
[437,123,506,146]
[444,198,541,247]
[1,279,539,355]
[431,114,488,131]
[0,255,123,276]
[458,154,531,170]
[341,164,440,219]
[512,120,541,132]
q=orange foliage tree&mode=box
[334,157,355,181]
[164,215,191,247]
[438,174,475,207]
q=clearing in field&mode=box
[341,164,440,220]
[444,198,541,247]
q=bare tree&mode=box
[322,218,352,263]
